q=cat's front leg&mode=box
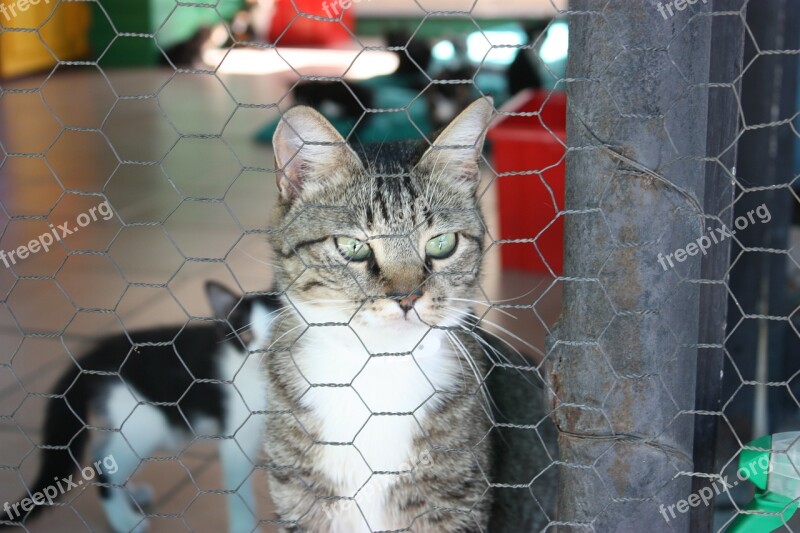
[220,438,259,533]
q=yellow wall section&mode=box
[0,0,90,79]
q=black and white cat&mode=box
[2,282,281,533]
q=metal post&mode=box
[547,1,743,530]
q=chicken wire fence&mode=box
[0,0,798,531]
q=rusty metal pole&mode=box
[547,1,744,531]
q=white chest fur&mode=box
[293,324,459,531]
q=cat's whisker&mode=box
[441,312,517,365]
[449,280,549,305]
[466,335,544,435]
[443,331,469,388]
[441,307,536,367]
[215,293,296,342]
[468,330,542,390]
[233,247,285,271]
[266,324,306,351]
[441,309,543,395]
[457,311,545,359]
[443,298,517,320]
[459,339,515,420]
[222,306,293,340]
[462,321,539,364]
[290,298,357,305]
[445,331,477,386]
[446,331,494,413]
[280,301,354,323]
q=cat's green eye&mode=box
[336,236,373,262]
[425,233,458,259]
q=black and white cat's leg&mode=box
[214,293,275,533]
[221,413,263,533]
[96,386,169,533]
[127,483,155,510]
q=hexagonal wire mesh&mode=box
[0,0,798,531]
[550,1,800,531]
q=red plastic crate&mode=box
[268,0,355,47]
[487,90,567,275]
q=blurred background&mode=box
[0,0,568,530]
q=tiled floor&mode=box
[0,67,562,531]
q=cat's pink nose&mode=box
[391,290,423,313]
[399,293,421,312]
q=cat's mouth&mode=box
[353,305,429,328]
[380,313,426,327]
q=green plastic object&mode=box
[728,433,800,533]
[90,0,244,67]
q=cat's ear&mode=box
[205,281,240,321]
[417,97,494,190]
[272,106,361,202]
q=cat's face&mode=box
[270,99,493,341]
[206,281,282,351]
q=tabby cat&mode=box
[265,98,499,532]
